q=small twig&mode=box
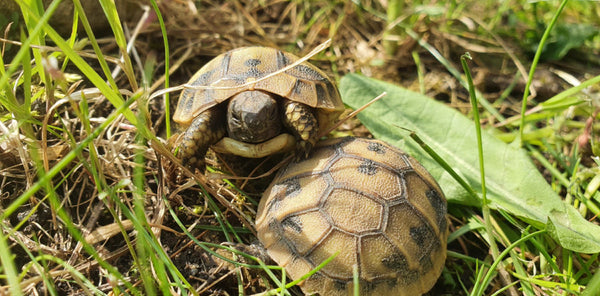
[179,39,332,93]
[319,91,387,138]
[0,37,122,64]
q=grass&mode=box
[1,0,600,295]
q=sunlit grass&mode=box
[1,0,599,295]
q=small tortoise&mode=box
[173,46,344,170]
[255,137,448,296]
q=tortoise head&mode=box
[226,90,281,143]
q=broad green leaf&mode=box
[340,73,600,253]
[539,23,597,61]
[547,208,600,253]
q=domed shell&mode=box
[173,46,344,131]
[255,137,448,296]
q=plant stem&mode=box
[519,0,569,146]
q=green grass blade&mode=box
[13,0,138,125]
[582,268,600,296]
[402,26,505,122]
[340,73,600,253]
[0,226,23,295]
[406,131,479,201]
[472,230,546,296]
[149,0,172,138]
[460,53,487,205]
[0,0,61,120]
[1,95,136,220]
[462,52,503,295]
[518,0,569,144]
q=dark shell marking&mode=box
[427,189,448,231]
[367,142,386,154]
[244,58,261,67]
[173,47,346,171]
[283,177,302,197]
[358,159,379,175]
[282,216,303,233]
[173,47,343,125]
[381,252,409,271]
[255,137,448,296]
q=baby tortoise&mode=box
[173,46,344,171]
[255,137,448,296]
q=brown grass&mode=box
[1,0,599,295]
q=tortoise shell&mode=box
[173,46,344,132]
[255,137,448,296]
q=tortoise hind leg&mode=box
[178,107,226,171]
[281,100,319,159]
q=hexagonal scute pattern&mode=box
[256,137,448,296]
[323,188,383,233]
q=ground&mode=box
[1,0,600,295]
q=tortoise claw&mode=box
[295,140,313,160]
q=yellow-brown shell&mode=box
[255,137,448,296]
[173,46,344,132]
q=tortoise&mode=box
[173,46,344,170]
[255,137,448,296]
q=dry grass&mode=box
[1,0,600,295]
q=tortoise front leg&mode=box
[178,107,226,171]
[281,100,319,159]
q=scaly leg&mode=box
[281,100,318,159]
[178,107,226,171]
